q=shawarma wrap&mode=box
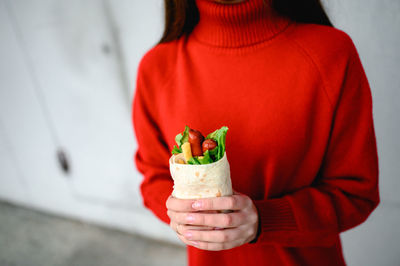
[169,126,232,199]
[169,152,232,199]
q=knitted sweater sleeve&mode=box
[252,37,380,246]
[132,55,172,225]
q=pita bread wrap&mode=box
[169,152,232,199]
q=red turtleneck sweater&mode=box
[132,0,380,265]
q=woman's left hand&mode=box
[167,191,259,251]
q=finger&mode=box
[166,195,196,212]
[169,211,216,231]
[167,210,183,226]
[177,230,200,247]
[172,221,196,239]
[181,226,246,243]
[181,225,217,231]
[191,195,251,211]
[194,238,247,251]
[176,223,184,236]
[173,211,247,228]
[170,221,180,234]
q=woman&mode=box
[132,0,380,265]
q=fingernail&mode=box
[192,201,202,209]
[186,214,195,223]
[185,232,193,240]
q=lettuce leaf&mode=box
[207,146,219,161]
[174,125,190,148]
[198,150,213,164]
[187,157,201,165]
[206,126,228,161]
[175,134,182,147]
[171,145,182,155]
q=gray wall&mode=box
[0,0,399,265]
[322,1,400,265]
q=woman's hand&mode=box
[166,192,259,251]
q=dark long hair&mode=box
[159,0,333,44]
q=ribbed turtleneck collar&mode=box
[192,0,291,48]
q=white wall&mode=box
[0,0,399,264]
[0,0,177,244]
